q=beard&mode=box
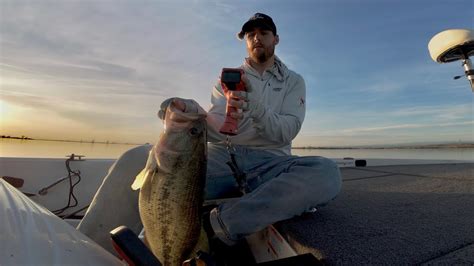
[249,45,275,63]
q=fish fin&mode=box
[131,168,148,190]
[191,226,210,255]
[131,147,156,190]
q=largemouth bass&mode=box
[132,98,207,265]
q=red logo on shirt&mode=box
[299,97,305,106]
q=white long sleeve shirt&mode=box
[207,56,306,156]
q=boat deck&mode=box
[275,163,474,264]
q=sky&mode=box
[0,0,473,147]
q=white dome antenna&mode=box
[428,29,474,92]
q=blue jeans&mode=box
[205,143,342,245]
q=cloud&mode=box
[1,92,52,110]
[299,120,473,139]
[298,101,473,146]
[1,91,156,129]
[340,121,474,134]
[362,81,403,93]
[0,1,226,142]
[352,60,467,96]
[13,59,138,83]
[390,103,472,120]
[0,2,231,111]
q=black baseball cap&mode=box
[237,13,277,40]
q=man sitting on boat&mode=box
[199,12,342,253]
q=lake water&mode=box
[1,139,473,161]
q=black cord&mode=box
[52,158,82,217]
[226,153,250,195]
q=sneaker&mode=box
[202,206,256,266]
[202,207,233,266]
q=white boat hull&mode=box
[0,179,124,265]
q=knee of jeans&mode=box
[310,156,342,197]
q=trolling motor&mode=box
[219,68,247,135]
[428,29,474,92]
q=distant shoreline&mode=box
[293,143,474,149]
[1,135,144,146]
